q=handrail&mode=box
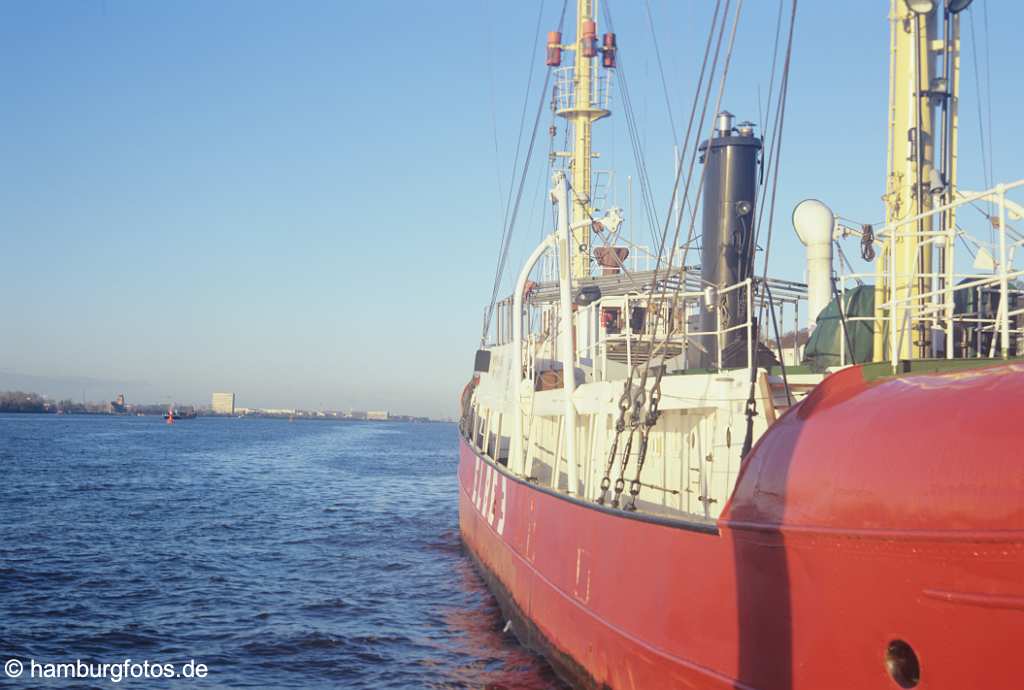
[832,179,1024,366]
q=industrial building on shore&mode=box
[211,392,235,415]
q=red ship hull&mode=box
[458,363,1024,689]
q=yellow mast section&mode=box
[553,0,610,280]
[875,0,941,361]
[571,0,595,279]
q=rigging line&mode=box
[501,0,548,232]
[609,0,734,417]
[651,0,726,278]
[641,0,693,225]
[750,10,789,264]
[643,0,677,143]
[482,0,569,344]
[834,241,864,286]
[606,0,724,325]
[830,277,858,366]
[739,0,797,447]
[967,9,991,201]
[755,0,797,335]
[601,1,663,251]
[609,50,660,250]
[564,176,642,290]
[752,0,786,247]
[482,0,550,341]
[622,0,731,378]
[645,0,724,281]
[759,0,785,144]
[637,0,736,371]
[619,0,742,507]
[484,0,505,232]
[982,0,994,203]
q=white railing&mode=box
[552,65,613,113]
[832,180,1024,367]
[568,280,763,380]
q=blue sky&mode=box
[1,1,1020,417]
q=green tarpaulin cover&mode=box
[803,285,875,370]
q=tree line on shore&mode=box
[0,391,192,415]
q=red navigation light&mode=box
[546,31,562,67]
[602,32,617,68]
[581,20,597,58]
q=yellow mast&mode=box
[875,0,940,361]
[874,0,967,362]
[551,0,611,280]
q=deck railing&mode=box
[832,180,1024,367]
[552,65,613,114]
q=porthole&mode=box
[885,639,920,688]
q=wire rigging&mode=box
[600,3,667,253]
[481,0,569,345]
[597,0,740,509]
[967,5,992,221]
[484,0,506,234]
[642,0,677,146]
[501,0,548,232]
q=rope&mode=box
[740,0,798,457]
[642,0,677,142]
[481,0,569,345]
[484,0,506,236]
[752,0,787,243]
[601,2,664,251]
[638,0,738,371]
[607,0,742,510]
[754,0,797,338]
[968,5,995,232]
[500,0,547,235]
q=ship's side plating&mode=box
[460,0,1024,688]
[459,361,1024,690]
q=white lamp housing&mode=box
[793,199,836,331]
[905,0,936,14]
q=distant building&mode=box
[211,392,236,415]
[367,410,390,421]
[259,408,295,416]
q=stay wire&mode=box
[967,7,991,223]
[627,0,742,509]
[501,0,548,232]
[636,0,736,380]
[606,0,739,508]
[601,2,664,252]
[753,0,798,408]
[481,0,569,344]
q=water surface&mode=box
[0,414,566,688]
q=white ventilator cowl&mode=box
[792,199,835,330]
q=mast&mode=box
[874,0,965,361]
[547,0,615,280]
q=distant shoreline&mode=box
[0,410,452,424]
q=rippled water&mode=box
[0,415,567,688]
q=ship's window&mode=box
[885,639,920,688]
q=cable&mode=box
[481,0,569,344]
[642,0,677,146]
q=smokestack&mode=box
[698,113,762,368]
